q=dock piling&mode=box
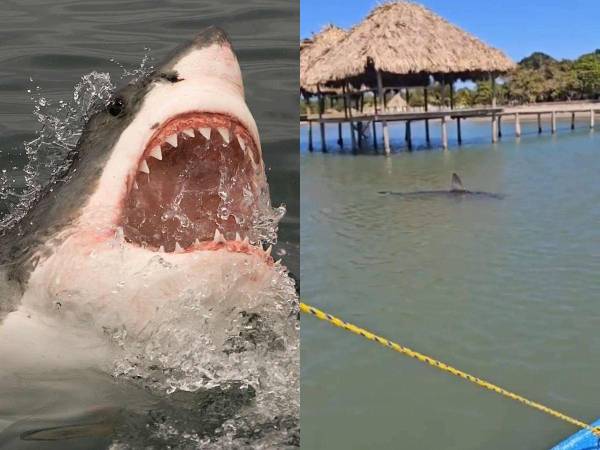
[551,111,556,134]
[537,113,542,133]
[406,120,412,150]
[497,115,502,139]
[377,71,391,155]
[457,117,462,145]
[571,112,575,130]
[591,109,596,129]
[492,114,498,143]
[337,122,343,148]
[308,120,313,152]
[515,113,521,137]
[441,116,448,150]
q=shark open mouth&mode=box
[120,112,268,256]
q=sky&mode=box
[300,0,600,61]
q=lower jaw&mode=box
[124,236,274,264]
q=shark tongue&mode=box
[120,113,262,253]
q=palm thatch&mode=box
[302,1,515,89]
[300,25,347,93]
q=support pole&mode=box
[372,121,378,150]
[337,122,343,149]
[317,88,327,152]
[498,115,502,138]
[440,77,446,111]
[591,109,595,129]
[515,113,521,137]
[346,86,356,152]
[342,85,348,120]
[551,111,556,134]
[457,117,462,145]
[406,121,412,150]
[308,120,313,151]
[377,70,390,155]
[424,87,430,145]
[537,113,542,133]
[571,112,575,130]
[441,116,448,150]
[449,81,455,110]
[491,73,498,143]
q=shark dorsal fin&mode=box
[451,173,465,192]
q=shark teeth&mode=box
[217,127,230,144]
[138,159,150,174]
[235,232,241,241]
[198,127,211,140]
[165,133,178,147]
[149,146,162,160]
[265,245,272,256]
[213,229,226,244]
[174,242,184,253]
[183,128,195,138]
[237,135,246,150]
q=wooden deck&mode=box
[302,107,599,153]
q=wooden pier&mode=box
[303,107,599,153]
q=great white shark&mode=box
[0,26,296,387]
[379,173,504,199]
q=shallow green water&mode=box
[301,128,600,449]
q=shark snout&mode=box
[170,26,244,98]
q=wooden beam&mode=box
[377,70,391,155]
[441,116,448,150]
[491,74,498,143]
[424,87,430,145]
[317,87,327,152]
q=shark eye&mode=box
[108,96,125,116]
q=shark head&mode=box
[0,27,288,335]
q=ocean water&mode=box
[0,1,299,448]
[301,120,600,449]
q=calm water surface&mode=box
[0,1,298,448]
[301,122,600,449]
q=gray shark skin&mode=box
[378,173,504,199]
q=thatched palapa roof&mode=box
[302,1,515,90]
[300,25,347,94]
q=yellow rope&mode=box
[300,301,600,438]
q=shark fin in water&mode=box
[451,173,465,192]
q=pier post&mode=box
[537,113,542,133]
[424,87,430,145]
[492,114,498,143]
[441,116,448,150]
[571,112,575,130]
[457,117,462,145]
[377,70,391,155]
[308,120,313,152]
[317,89,327,152]
[515,113,521,137]
[591,109,595,129]
[406,121,412,151]
[551,111,556,134]
[372,121,378,150]
[345,84,357,151]
[498,115,502,138]
[337,122,343,149]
